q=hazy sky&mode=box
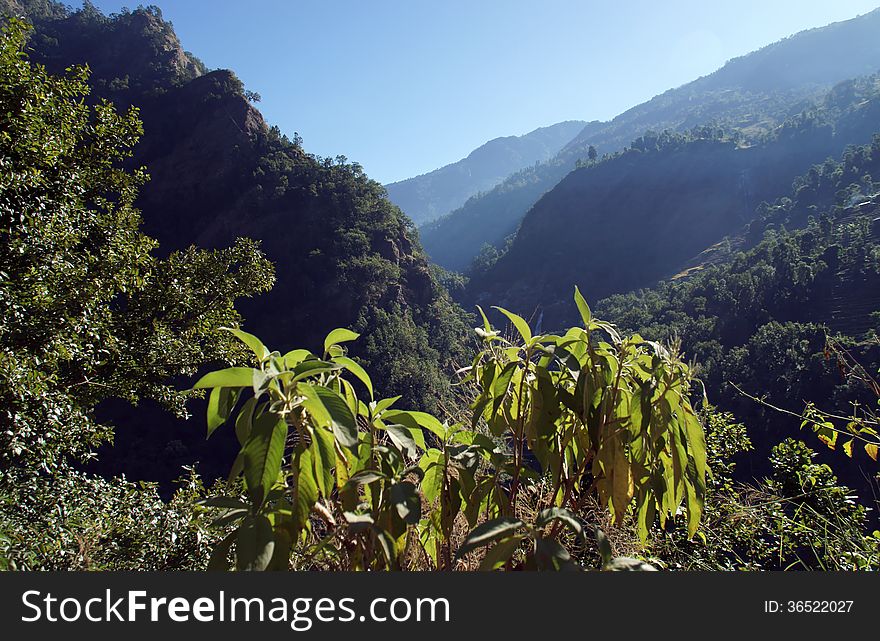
[88,0,880,184]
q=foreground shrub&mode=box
[196,289,708,570]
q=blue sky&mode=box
[88,0,880,184]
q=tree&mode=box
[588,144,598,162]
[0,18,274,567]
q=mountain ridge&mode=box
[384,120,586,226]
[422,7,880,272]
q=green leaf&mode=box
[383,423,424,458]
[292,448,320,533]
[234,397,257,446]
[235,515,275,571]
[242,413,287,508]
[457,517,524,558]
[534,537,578,572]
[384,410,446,439]
[476,305,492,333]
[492,306,532,343]
[222,327,269,362]
[535,507,584,540]
[372,395,401,416]
[207,386,242,437]
[865,442,878,461]
[573,286,592,327]
[283,348,313,369]
[418,449,444,505]
[324,328,360,355]
[334,356,373,399]
[478,536,524,571]
[310,426,337,497]
[192,367,255,390]
[291,360,342,382]
[311,384,359,450]
[374,527,397,567]
[390,481,421,524]
[346,469,386,487]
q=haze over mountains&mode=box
[384,120,585,226]
[417,7,880,272]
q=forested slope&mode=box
[422,8,880,271]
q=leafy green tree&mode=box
[0,18,273,567]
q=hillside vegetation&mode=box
[421,8,880,271]
[0,4,878,572]
[468,76,880,327]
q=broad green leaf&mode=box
[682,407,707,481]
[534,537,577,572]
[346,469,386,487]
[374,527,397,567]
[383,423,423,458]
[865,442,878,461]
[535,507,584,540]
[457,517,524,558]
[242,413,287,508]
[314,385,359,449]
[283,348,312,369]
[479,536,524,571]
[418,449,444,505]
[291,359,342,382]
[292,448,320,533]
[384,410,446,439]
[207,386,242,437]
[492,306,532,343]
[335,356,373,399]
[573,286,592,327]
[192,367,255,390]
[236,515,275,571]
[372,395,401,416]
[310,426,337,497]
[222,327,269,362]
[476,305,492,333]
[390,481,421,524]
[234,397,257,446]
[300,384,359,449]
[324,328,360,355]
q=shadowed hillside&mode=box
[422,8,880,272]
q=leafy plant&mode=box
[197,289,708,570]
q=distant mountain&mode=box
[384,121,586,226]
[2,1,471,484]
[422,7,880,271]
[467,74,880,329]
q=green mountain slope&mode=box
[422,8,880,272]
[385,120,586,226]
[468,75,880,329]
[2,1,472,484]
[596,135,880,485]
